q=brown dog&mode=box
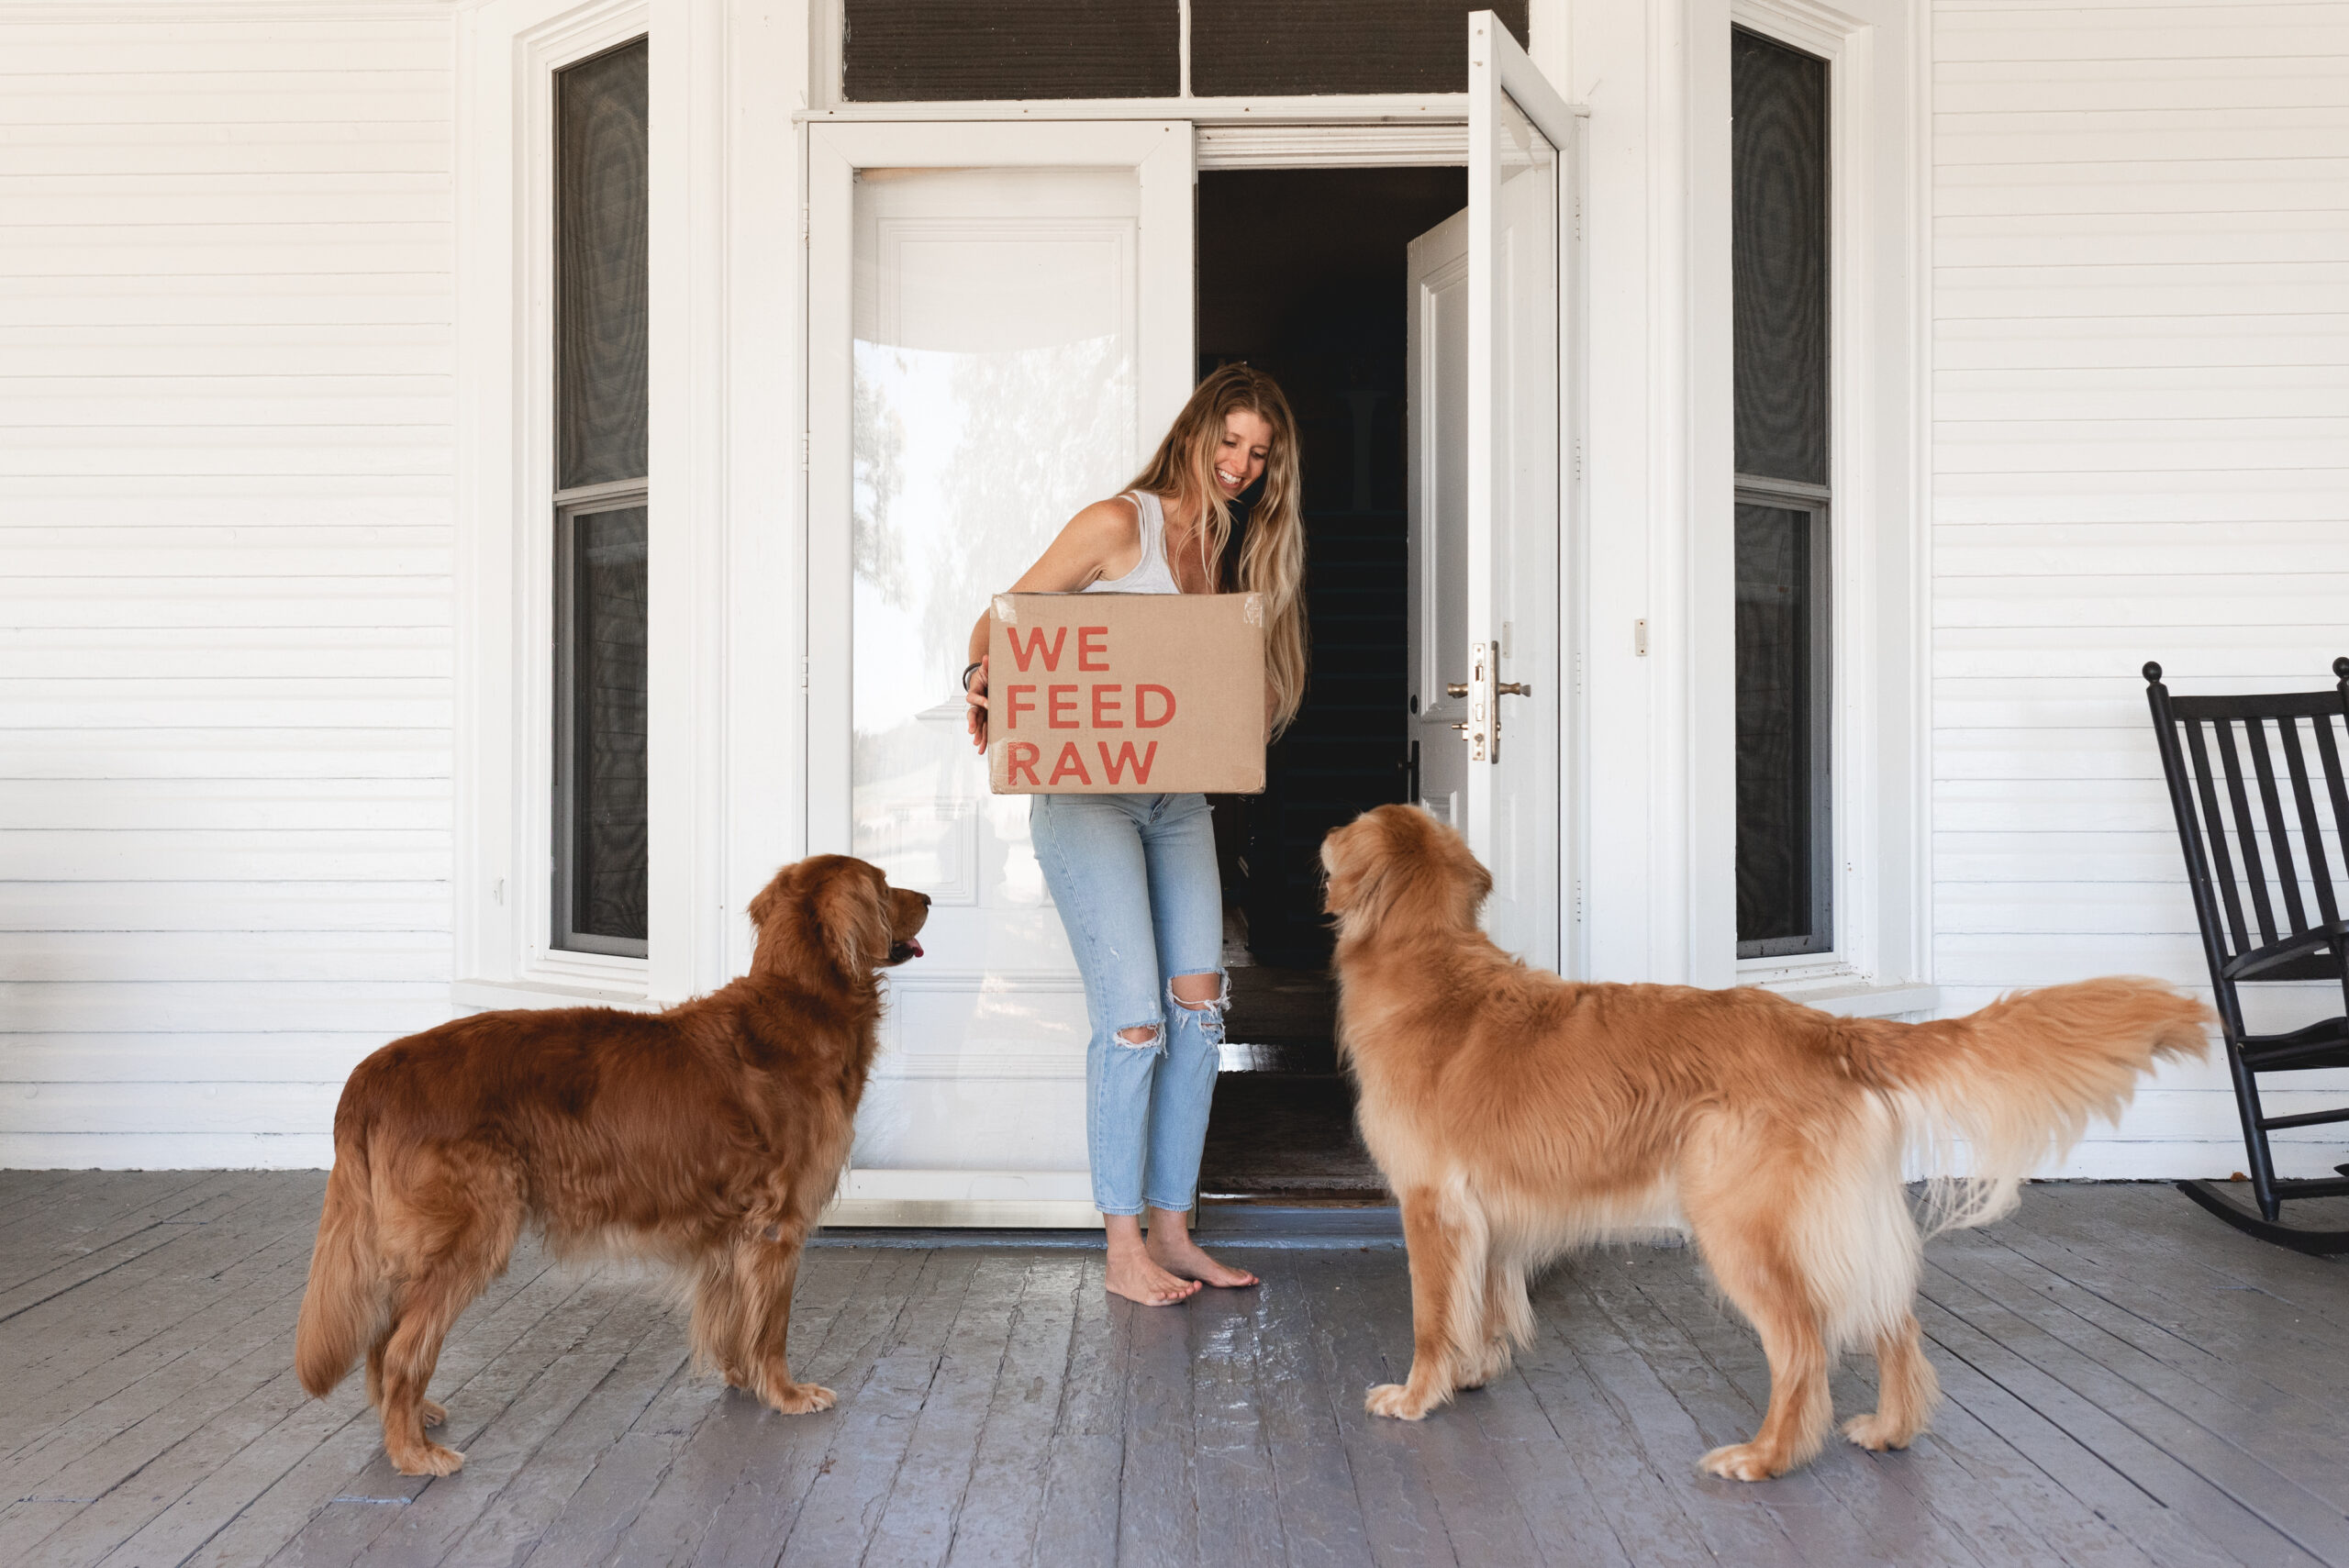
[1323,805,2210,1480]
[294,854,930,1475]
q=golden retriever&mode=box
[1322,805,2210,1480]
[294,854,930,1475]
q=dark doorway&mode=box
[1196,165,1465,1204]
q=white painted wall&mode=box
[0,3,459,1167]
[1930,0,2349,1176]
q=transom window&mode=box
[839,0,1527,100]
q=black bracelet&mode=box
[961,661,984,692]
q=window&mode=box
[837,0,1525,101]
[842,0,1177,100]
[551,39,649,957]
[1731,26,1831,960]
[1188,0,1528,95]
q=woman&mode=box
[963,365,1308,1306]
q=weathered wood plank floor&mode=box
[2,1174,2343,1567]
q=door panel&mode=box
[807,123,1193,1223]
[1406,209,1469,829]
[1471,56,1564,966]
[1409,15,1575,970]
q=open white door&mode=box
[1408,15,1575,969]
[806,121,1193,1224]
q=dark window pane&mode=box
[556,41,649,490]
[1735,502,1828,951]
[844,0,1178,101]
[568,506,649,945]
[1731,28,1826,486]
[1190,0,1525,95]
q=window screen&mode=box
[1731,28,1826,487]
[556,506,651,950]
[841,0,1520,101]
[844,0,1178,101]
[1190,0,1528,96]
[556,41,649,491]
[552,39,650,957]
[1732,27,1831,959]
[1734,501,1829,953]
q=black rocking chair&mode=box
[2144,658,2349,1254]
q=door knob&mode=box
[1445,683,1469,698]
[1497,682,1532,697]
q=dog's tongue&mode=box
[906,937,923,958]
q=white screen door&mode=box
[806,121,1193,1224]
[1407,17,1575,969]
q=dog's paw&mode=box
[1840,1412,1916,1452]
[763,1381,837,1416]
[1456,1342,1510,1391]
[390,1441,466,1477]
[1698,1441,1787,1482]
[1364,1383,1435,1420]
[420,1400,447,1429]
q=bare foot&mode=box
[1146,1229,1259,1288]
[1106,1245,1201,1306]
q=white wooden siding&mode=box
[0,6,458,1168]
[1932,0,2349,1177]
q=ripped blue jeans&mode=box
[1030,791,1227,1217]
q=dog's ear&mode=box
[1320,818,1374,916]
[745,864,798,972]
[1448,829,1494,914]
[816,862,892,978]
[1325,806,1487,937]
[747,867,787,934]
[1322,809,1408,927]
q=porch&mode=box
[2,1174,2343,1567]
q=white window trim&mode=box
[455,0,742,1011]
[1689,0,1933,1014]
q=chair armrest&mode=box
[2224,918,2349,981]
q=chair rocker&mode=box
[2144,658,2349,1254]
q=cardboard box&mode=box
[987,592,1266,795]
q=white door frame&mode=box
[796,37,1587,1225]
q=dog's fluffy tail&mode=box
[295,1126,386,1397]
[1855,977,2211,1234]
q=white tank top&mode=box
[1084,490,1185,595]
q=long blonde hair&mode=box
[1129,364,1308,738]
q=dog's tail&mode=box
[295,1121,387,1397]
[1855,977,2211,1234]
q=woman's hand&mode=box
[964,497,1140,758]
[964,655,990,752]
